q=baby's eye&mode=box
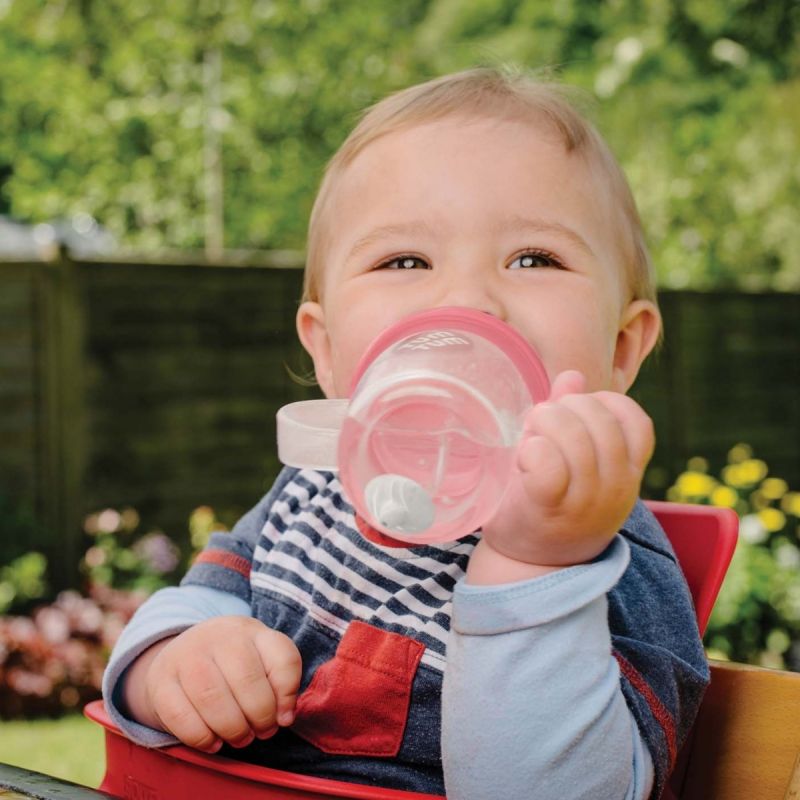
[376,255,431,270]
[508,250,565,270]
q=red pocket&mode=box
[292,621,425,756]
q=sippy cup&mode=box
[277,307,550,544]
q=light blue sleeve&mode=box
[101,584,250,747]
[442,536,655,800]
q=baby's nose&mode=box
[438,280,505,319]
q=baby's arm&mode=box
[444,380,708,798]
[103,468,303,751]
[103,584,253,747]
[441,374,685,798]
[442,538,653,800]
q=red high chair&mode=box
[647,502,738,800]
[645,501,738,637]
[85,501,739,800]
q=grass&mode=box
[0,713,105,788]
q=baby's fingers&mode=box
[557,394,630,483]
[148,677,222,753]
[547,370,587,402]
[252,629,302,728]
[213,637,284,741]
[521,401,598,500]
[516,429,571,508]
[594,392,655,471]
[177,655,253,748]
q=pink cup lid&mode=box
[349,307,550,403]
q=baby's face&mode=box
[298,116,658,398]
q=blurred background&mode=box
[0,0,798,785]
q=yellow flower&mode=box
[723,459,768,488]
[687,456,709,472]
[675,471,717,498]
[741,459,769,484]
[758,507,786,533]
[780,492,800,517]
[761,477,789,500]
[722,464,744,488]
[710,486,738,508]
[727,443,753,464]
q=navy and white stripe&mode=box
[250,470,477,671]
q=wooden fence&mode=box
[1,256,798,588]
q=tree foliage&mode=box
[0,0,797,289]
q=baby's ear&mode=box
[611,299,662,392]
[296,301,335,398]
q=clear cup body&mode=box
[337,316,545,544]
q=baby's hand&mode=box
[124,616,302,753]
[473,371,654,581]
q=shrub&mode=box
[0,584,145,718]
[81,506,182,594]
[0,504,225,718]
[0,552,49,615]
[667,444,800,671]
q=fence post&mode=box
[34,255,87,590]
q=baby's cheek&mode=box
[331,349,365,398]
[542,342,614,393]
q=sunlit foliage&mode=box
[0,0,797,290]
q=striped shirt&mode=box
[247,469,476,671]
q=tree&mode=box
[0,0,797,289]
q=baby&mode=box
[103,68,708,799]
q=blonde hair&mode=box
[303,66,656,306]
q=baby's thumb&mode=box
[547,370,587,402]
